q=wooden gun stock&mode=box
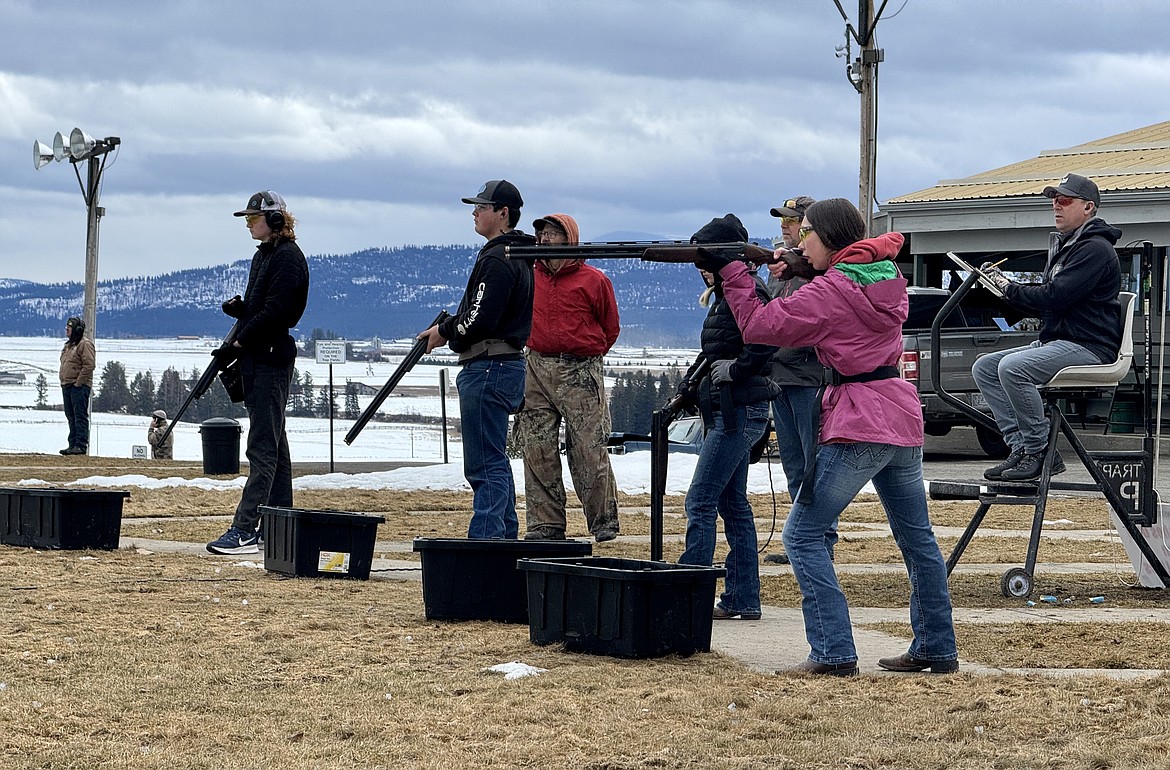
[344,310,450,446]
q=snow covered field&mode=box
[0,337,839,495]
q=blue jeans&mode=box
[458,358,526,539]
[972,340,1099,454]
[680,401,769,615]
[772,385,837,555]
[782,442,956,665]
[61,384,91,450]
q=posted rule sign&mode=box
[315,340,346,365]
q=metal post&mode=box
[82,156,103,342]
[440,369,449,463]
[328,363,335,473]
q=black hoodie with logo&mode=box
[1002,217,1123,364]
[440,230,536,357]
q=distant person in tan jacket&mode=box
[58,316,95,455]
[147,409,174,460]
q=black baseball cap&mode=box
[461,179,523,209]
[1042,173,1100,206]
[770,196,815,218]
[233,190,287,217]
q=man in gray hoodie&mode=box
[762,196,832,565]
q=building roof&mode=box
[887,120,1170,204]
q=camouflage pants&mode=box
[517,352,619,537]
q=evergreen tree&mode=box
[344,381,359,420]
[315,382,337,420]
[129,370,157,416]
[305,328,339,358]
[34,374,48,409]
[157,368,186,422]
[93,361,131,413]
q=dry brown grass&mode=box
[3,452,1170,769]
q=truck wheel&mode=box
[976,425,1009,459]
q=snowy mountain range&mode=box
[0,244,725,346]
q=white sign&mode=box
[131,445,149,459]
[315,340,347,365]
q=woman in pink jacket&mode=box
[700,198,957,677]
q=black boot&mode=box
[1001,450,1054,481]
[984,448,1025,480]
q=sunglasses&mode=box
[1050,194,1082,208]
[244,213,263,224]
[798,226,816,242]
[780,216,800,226]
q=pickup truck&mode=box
[900,286,1036,457]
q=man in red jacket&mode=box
[519,213,622,542]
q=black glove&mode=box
[710,359,735,387]
[694,247,736,274]
[221,295,244,318]
[674,380,697,409]
[211,345,240,365]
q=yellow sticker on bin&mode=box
[318,551,351,574]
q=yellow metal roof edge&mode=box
[890,120,1170,204]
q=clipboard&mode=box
[947,251,1005,298]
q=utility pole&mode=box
[834,0,886,234]
[81,154,106,342]
[857,0,883,234]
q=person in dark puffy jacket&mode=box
[676,214,776,621]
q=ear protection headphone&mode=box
[260,191,285,231]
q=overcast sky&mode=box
[2,0,1168,284]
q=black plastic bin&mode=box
[518,556,726,658]
[413,537,593,623]
[261,506,384,580]
[200,417,242,475]
[0,487,129,550]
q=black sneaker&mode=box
[984,448,1025,480]
[206,526,260,555]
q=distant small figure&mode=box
[147,409,174,460]
[58,316,95,456]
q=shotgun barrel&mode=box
[156,320,241,445]
[506,240,777,265]
[344,310,450,446]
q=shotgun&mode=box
[506,240,778,265]
[344,309,450,445]
[156,320,241,445]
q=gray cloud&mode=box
[1,0,1168,282]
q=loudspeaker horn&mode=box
[69,127,96,159]
[33,140,55,170]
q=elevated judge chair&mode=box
[947,292,1139,597]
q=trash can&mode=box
[200,417,242,475]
